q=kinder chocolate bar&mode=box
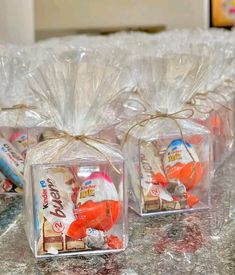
[9,132,28,158]
[0,138,25,188]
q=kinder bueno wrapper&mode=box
[68,172,121,240]
[38,213,86,255]
[163,139,202,190]
[0,138,25,188]
[140,142,165,194]
[36,167,76,236]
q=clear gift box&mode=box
[24,50,131,257]
[187,83,235,170]
[25,133,127,257]
[124,120,212,216]
[119,54,212,216]
[218,80,235,158]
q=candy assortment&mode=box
[29,163,125,256]
[126,126,211,216]
[0,29,235,258]
[120,54,212,216]
[24,51,129,257]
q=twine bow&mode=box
[188,91,234,114]
[0,104,37,112]
[43,130,121,174]
[0,104,37,126]
[224,78,235,88]
[122,108,196,163]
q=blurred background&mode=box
[0,0,235,44]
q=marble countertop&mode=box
[0,154,235,275]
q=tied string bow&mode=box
[188,91,234,114]
[224,78,235,88]
[0,104,37,112]
[0,104,37,126]
[43,130,121,174]
[122,108,196,163]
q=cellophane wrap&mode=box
[0,45,51,195]
[24,49,131,257]
[119,54,212,216]
[0,46,50,127]
[147,29,235,170]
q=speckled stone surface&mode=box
[0,154,235,275]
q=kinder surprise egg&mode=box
[67,172,121,240]
[163,139,202,190]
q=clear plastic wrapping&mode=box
[24,50,131,257]
[119,54,212,216]
[140,29,235,171]
[0,47,51,195]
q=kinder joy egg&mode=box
[67,172,121,240]
[163,139,202,191]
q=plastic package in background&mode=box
[149,33,235,172]
[97,127,118,144]
[0,50,50,128]
[125,121,211,217]
[119,54,212,216]
[0,127,27,195]
[188,94,232,171]
[24,50,131,257]
[27,127,58,149]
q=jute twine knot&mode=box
[187,91,234,114]
[43,130,121,174]
[122,108,196,163]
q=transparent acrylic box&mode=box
[124,126,211,216]
[193,95,235,171]
[25,128,128,258]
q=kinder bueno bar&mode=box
[0,138,25,188]
[37,169,75,236]
[139,142,180,212]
